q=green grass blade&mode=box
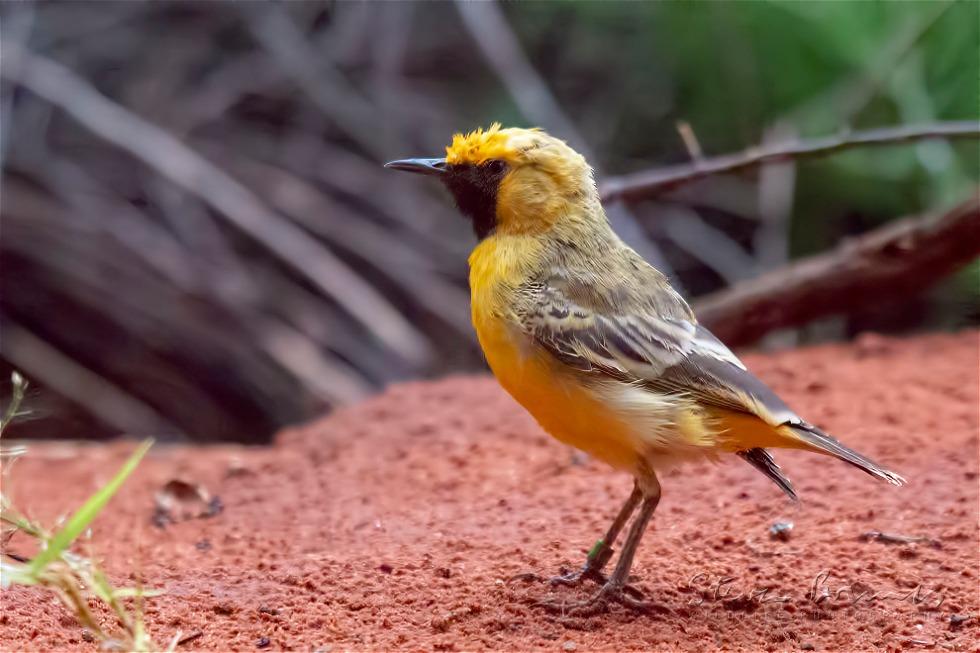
[28,439,153,577]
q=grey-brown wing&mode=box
[644,325,800,424]
[515,280,801,426]
[515,278,905,488]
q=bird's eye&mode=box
[485,159,506,175]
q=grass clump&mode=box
[1,372,173,651]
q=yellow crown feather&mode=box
[445,123,542,166]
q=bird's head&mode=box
[386,124,599,240]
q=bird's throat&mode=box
[443,163,508,240]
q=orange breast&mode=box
[473,309,646,474]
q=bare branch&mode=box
[240,3,391,159]
[1,321,180,437]
[601,121,980,203]
[657,205,757,284]
[693,195,980,347]
[754,122,797,270]
[675,121,704,161]
[254,317,372,406]
[0,44,432,366]
[0,2,36,172]
[3,181,373,431]
[224,156,475,339]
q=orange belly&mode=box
[475,313,664,474]
[473,311,808,472]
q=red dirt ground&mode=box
[2,331,978,652]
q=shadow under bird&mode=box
[386,124,905,615]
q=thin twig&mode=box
[676,121,704,161]
[240,3,391,159]
[860,530,941,547]
[0,321,179,436]
[693,195,980,346]
[5,176,373,408]
[600,121,980,202]
[176,631,204,647]
[657,205,757,284]
[0,2,36,173]
[0,44,432,366]
[37,156,203,292]
[754,121,797,270]
[224,156,475,338]
[3,180,367,431]
[255,317,372,405]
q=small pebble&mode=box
[379,563,394,574]
[563,642,577,652]
[949,614,973,629]
[257,636,271,648]
[769,521,794,541]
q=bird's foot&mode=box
[547,538,615,587]
[548,564,606,587]
[510,540,612,587]
[539,580,669,617]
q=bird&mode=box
[385,124,905,614]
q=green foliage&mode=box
[1,373,168,651]
[503,0,978,183]
[24,439,153,578]
[500,0,978,293]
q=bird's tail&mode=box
[786,423,906,486]
[738,448,798,501]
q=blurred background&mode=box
[1,1,977,442]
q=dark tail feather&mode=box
[738,448,798,502]
[788,423,906,486]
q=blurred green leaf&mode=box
[27,439,153,577]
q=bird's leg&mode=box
[545,475,668,616]
[596,492,659,608]
[550,482,642,587]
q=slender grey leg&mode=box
[552,482,642,585]
[604,488,659,590]
[585,482,643,573]
[542,475,667,616]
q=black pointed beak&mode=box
[384,157,447,177]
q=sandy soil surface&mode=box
[2,331,978,652]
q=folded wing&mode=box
[515,277,904,490]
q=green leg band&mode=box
[587,539,606,561]
[586,538,615,570]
